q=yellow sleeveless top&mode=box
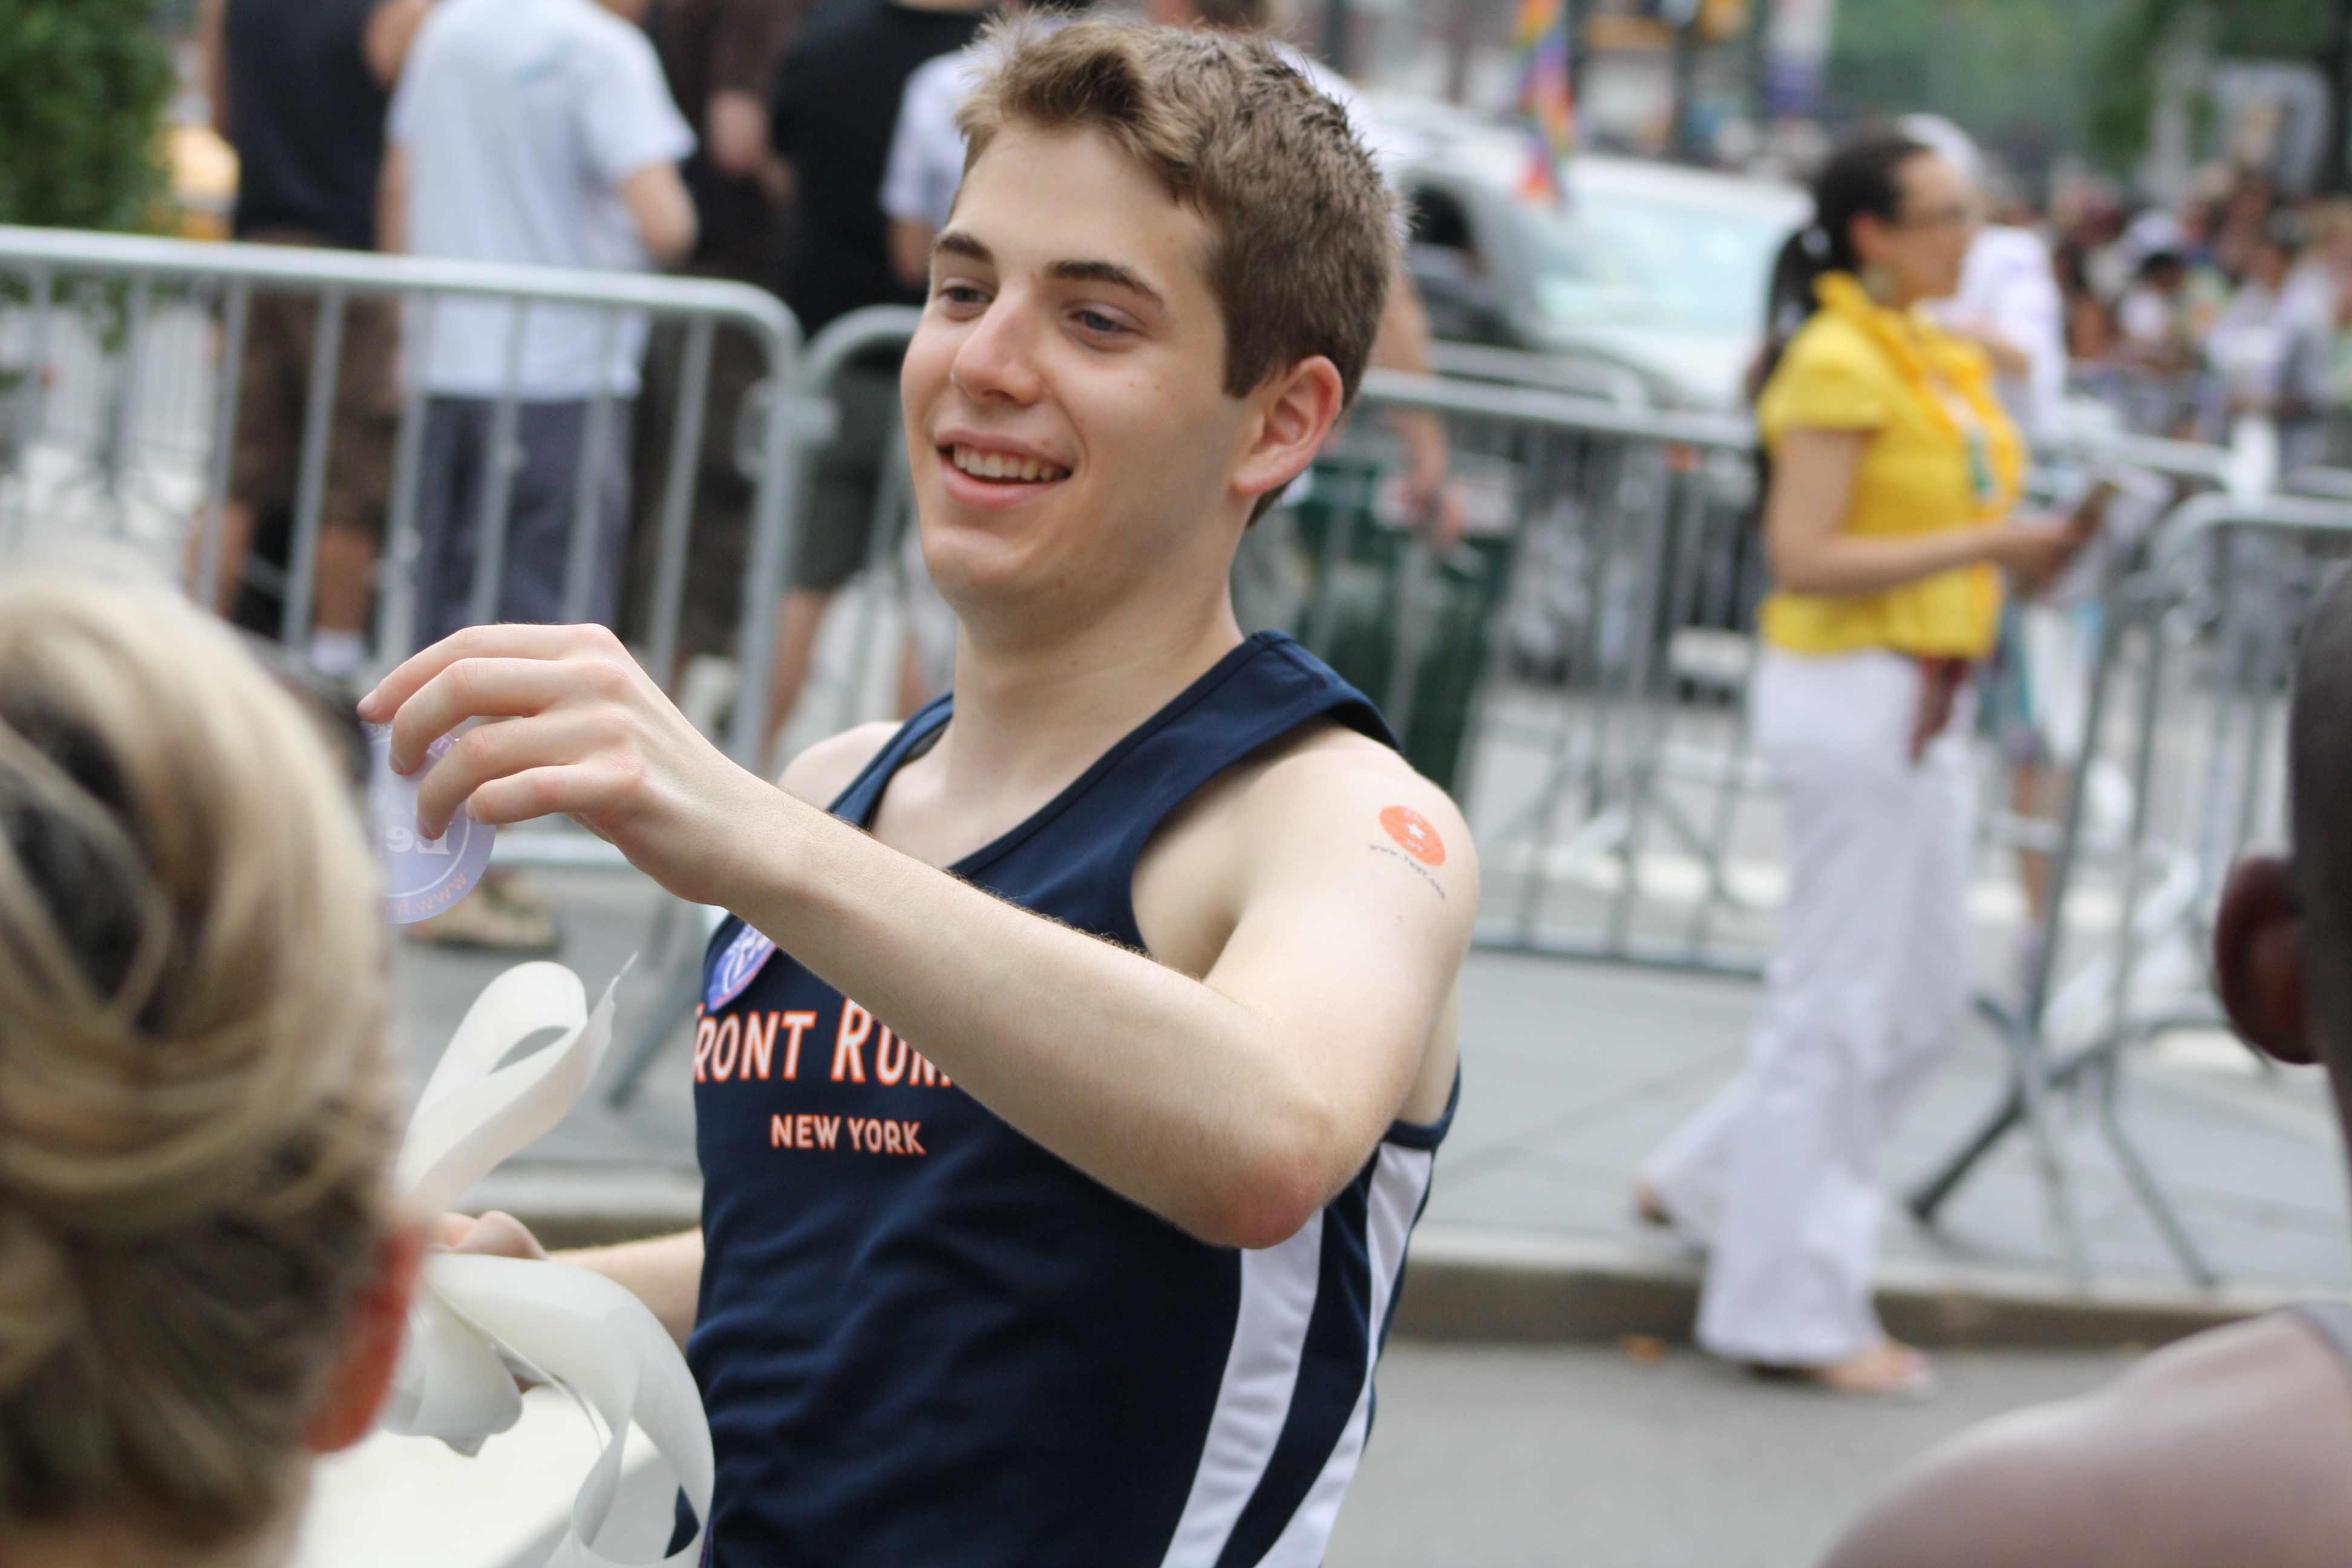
[1755,272,2023,660]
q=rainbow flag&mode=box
[1514,0,1575,203]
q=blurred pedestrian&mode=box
[1635,134,2084,1397]
[1898,118,2064,446]
[757,0,993,749]
[623,0,809,719]
[0,573,420,1568]
[2207,207,2336,472]
[192,0,430,675]
[1817,570,2352,1568]
[385,0,696,949]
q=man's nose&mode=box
[950,295,1044,405]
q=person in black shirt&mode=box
[624,0,812,687]
[194,0,429,676]
[757,0,991,749]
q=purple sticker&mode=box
[705,922,777,1012]
[366,723,496,924]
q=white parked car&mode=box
[1373,97,1809,412]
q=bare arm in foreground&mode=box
[1821,1313,2352,1568]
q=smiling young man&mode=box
[365,22,1472,1566]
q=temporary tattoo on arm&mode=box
[1370,805,1448,901]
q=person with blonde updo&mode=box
[0,575,421,1567]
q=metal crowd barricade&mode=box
[1903,488,2352,1284]
[0,224,818,773]
[1338,369,1777,972]
[1313,369,2331,1284]
[0,226,857,1115]
[606,305,924,1105]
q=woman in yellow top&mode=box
[1637,137,2082,1396]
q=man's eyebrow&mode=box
[1046,258,1166,311]
[933,229,990,264]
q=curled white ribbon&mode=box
[379,962,713,1567]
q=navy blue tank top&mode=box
[688,632,1457,1567]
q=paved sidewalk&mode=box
[399,863,2352,1331]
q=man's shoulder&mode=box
[779,720,906,806]
[1197,716,1476,902]
[1823,1315,2352,1568]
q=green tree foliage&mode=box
[2088,0,2336,172]
[0,0,175,230]
[1823,0,2125,181]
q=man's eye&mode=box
[936,283,988,307]
[1074,309,1128,335]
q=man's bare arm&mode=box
[368,626,1474,1249]
[622,163,699,269]
[199,0,231,141]
[1822,1316,2352,1568]
[377,143,408,254]
[443,1212,704,1352]
[707,88,791,207]
[364,0,434,87]
[1370,273,1466,549]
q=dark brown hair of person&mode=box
[957,19,1398,408]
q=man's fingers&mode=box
[384,656,598,776]
[411,709,629,837]
[445,1209,550,1263]
[465,765,641,835]
[359,622,622,729]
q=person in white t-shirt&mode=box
[384,0,696,650]
[382,0,696,952]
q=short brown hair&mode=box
[958,20,1397,405]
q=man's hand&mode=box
[358,623,780,907]
[438,1210,550,1262]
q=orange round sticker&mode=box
[1380,805,1445,867]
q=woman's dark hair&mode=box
[1752,135,1932,397]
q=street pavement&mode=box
[1322,1340,2129,1568]
[296,1338,2132,1568]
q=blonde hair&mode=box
[958,21,1397,407]
[0,576,394,1548]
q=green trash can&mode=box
[1283,453,1512,795]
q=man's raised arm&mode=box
[362,624,1473,1247]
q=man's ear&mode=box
[1233,355,1347,509]
[306,1221,429,1454]
[2215,853,2316,1065]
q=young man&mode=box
[1817,570,2352,1568]
[368,23,1472,1563]
[880,0,1465,550]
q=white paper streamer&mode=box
[379,962,713,1567]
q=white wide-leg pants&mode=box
[1643,647,1975,1365]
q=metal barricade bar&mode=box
[1906,488,2352,1284]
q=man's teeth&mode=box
[952,445,1067,482]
